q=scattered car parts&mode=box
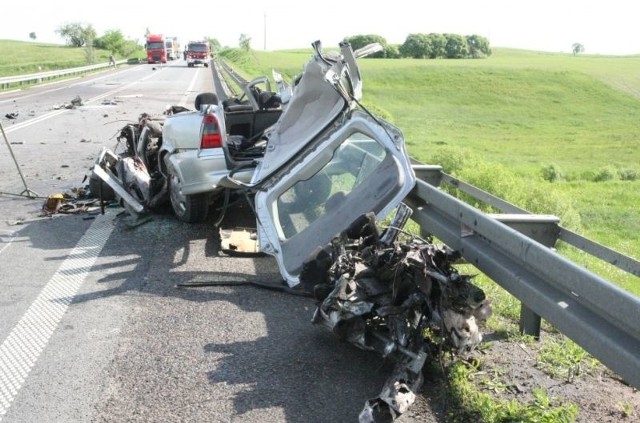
[301,206,491,422]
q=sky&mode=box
[1,0,639,55]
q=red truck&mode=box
[146,34,167,64]
[186,40,211,67]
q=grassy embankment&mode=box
[0,39,143,78]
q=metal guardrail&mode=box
[408,165,640,389]
[218,60,248,95]
[0,61,126,90]
[414,164,640,277]
[211,61,236,100]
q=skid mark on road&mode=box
[0,213,114,419]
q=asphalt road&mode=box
[0,61,438,422]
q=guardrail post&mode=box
[411,164,443,187]
[490,214,560,338]
[519,305,542,338]
[412,165,444,241]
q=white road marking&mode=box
[0,232,17,255]
[180,68,202,108]
[0,213,114,419]
[2,68,159,135]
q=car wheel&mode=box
[164,156,209,223]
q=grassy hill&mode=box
[223,47,640,294]
[0,39,129,76]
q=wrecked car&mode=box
[92,40,491,422]
[92,75,284,222]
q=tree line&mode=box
[55,23,143,58]
[344,33,491,59]
[54,23,491,61]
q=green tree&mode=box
[56,22,97,47]
[466,34,491,58]
[123,39,144,57]
[426,33,447,58]
[385,44,401,58]
[94,29,126,55]
[29,32,37,41]
[400,33,431,58]
[239,34,251,51]
[205,37,221,52]
[444,33,469,58]
[572,43,584,55]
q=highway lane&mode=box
[0,61,437,422]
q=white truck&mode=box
[165,37,179,60]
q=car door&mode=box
[254,109,416,287]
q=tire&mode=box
[204,63,209,68]
[164,156,209,223]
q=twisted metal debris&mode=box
[301,207,491,422]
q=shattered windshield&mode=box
[275,133,386,239]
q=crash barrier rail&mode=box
[217,60,248,98]
[0,61,127,90]
[211,61,237,99]
[406,164,640,388]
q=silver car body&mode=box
[251,42,416,286]
[161,109,252,197]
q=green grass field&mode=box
[223,47,640,295]
[2,40,91,75]
[0,39,134,76]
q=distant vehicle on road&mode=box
[146,34,167,64]
[186,41,211,67]
[165,37,179,60]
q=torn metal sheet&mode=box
[91,113,167,219]
[92,157,145,214]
